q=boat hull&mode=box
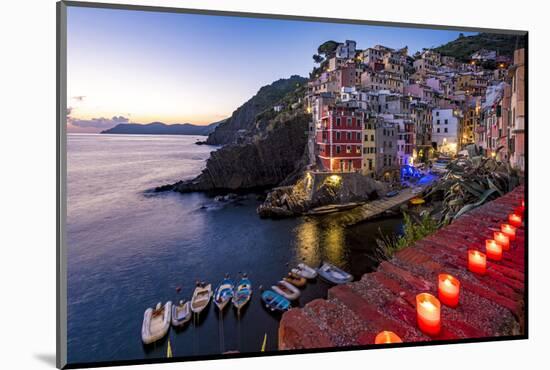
[142,301,172,344]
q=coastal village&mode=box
[304,39,525,178]
[142,37,526,356]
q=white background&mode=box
[0,0,547,368]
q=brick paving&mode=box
[278,186,526,349]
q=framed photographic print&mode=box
[57,1,528,368]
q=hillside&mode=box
[434,32,526,62]
[205,75,307,145]
[101,121,220,136]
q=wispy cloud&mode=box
[72,95,86,102]
[68,114,129,129]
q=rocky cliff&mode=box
[164,112,311,193]
[205,75,307,145]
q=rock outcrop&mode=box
[168,112,311,193]
[205,75,307,145]
[257,172,388,218]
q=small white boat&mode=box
[191,283,212,314]
[291,263,317,279]
[232,274,252,311]
[141,301,172,344]
[318,262,353,284]
[214,276,235,311]
[272,280,300,301]
[171,300,191,327]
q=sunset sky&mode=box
[67,6,475,132]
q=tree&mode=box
[312,54,324,64]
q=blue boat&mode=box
[214,275,235,311]
[232,274,252,311]
[386,190,399,198]
[261,290,291,312]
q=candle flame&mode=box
[420,300,436,311]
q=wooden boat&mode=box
[386,190,399,198]
[214,276,235,311]
[306,202,362,215]
[291,263,317,279]
[141,301,172,344]
[283,271,306,287]
[261,290,291,312]
[271,280,301,301]
[171,300,191,327]
[318,262,353,284]
[232,274,252,311]
[190,283,212,314]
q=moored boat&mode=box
[214,275,235,311]
[291,263,317,279]
[171,300,191,327]
[261,290,291,312]
[141,301,172,344]
[283,271,306,287]
[232,274,252,311]
[190,282,212,314]
[318,262,353,284]
[272,280,300,301]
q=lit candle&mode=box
[416,293,441,336]
[438,274,460,308]
[485,239,503,261]
[374,331,403,344]
[468,250,487,275]
[501,224,516,241]
[493,231,510,251]
[514,206,524,216]
[508,213,522,228]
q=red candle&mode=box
[485,239,503,261]
[438,274,460,308]
[468,250,487,275]
[501,224,516,241]
[493,231,510,251]
[374,331,403,344]
[416,293,441,336]
[508,213,522,228]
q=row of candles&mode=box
[374,199,524,344]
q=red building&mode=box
[316,106,365,172]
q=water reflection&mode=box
[293,218,346,268]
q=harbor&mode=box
[66,134,405,363]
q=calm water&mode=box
[67,134,403,364]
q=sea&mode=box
[66,133,403,364]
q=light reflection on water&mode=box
[66,134,403,365]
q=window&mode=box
[336,117,341,127]
[368,159,373,170]
[389,141,392,148]
[444,119,448,125]
[336,132,341,140]
[444,128,448,133]
[371,134,374,141]
[437,119,440,125]
[347,117,352,126]
[364,135,368,142]
[363,148,367,154]
[346,145,351,153]
[357,132,361,140]
[436,111,439,116]
[347,132,352,140]
[336,145,341,154]
[437,128,440,133]
[356,146,361,154]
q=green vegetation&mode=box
[425,154,520,226]
[434,32,526,62]
[377,212,439,258]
